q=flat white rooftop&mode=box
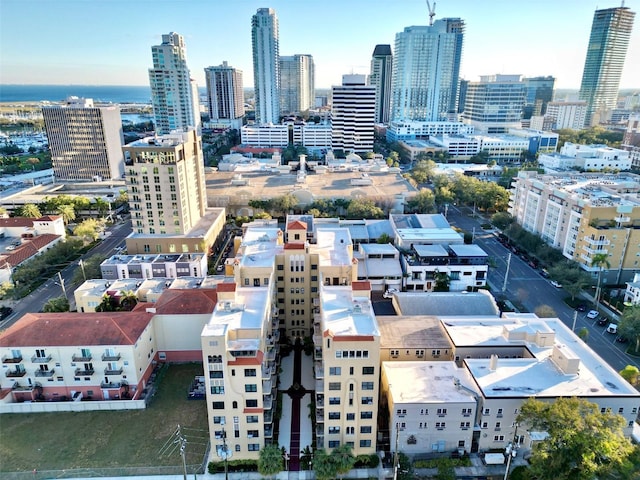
[320,286,379,337]
[384,361,480,405]
[202,286,269,341]
[313,229,352,266]
[239,228,282,268]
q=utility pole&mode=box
[502,253,512,293]
[393,422,400,480]
[57,271,67,299]
[175,425,188,480]
[503,423,519,480]
[78,259,86,281]
[572,310,578,331]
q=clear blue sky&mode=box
[1,0,639,90]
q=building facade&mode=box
[622,114,640,170]
[391,18,465,122]
[461,75,526,134]
[370,45,393,124]
[522,76,555,119]
[331,75,376,153]
[279,54,315,115]
[204,61,244,129]
[123,129,207,237]
[252,8,280,125]
[579,7,636,126]
[42,97,124,182]
[149,32,200,135]
[545,101,588,130]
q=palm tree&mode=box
[118,290,138,311]
[95,293,116,312]
[56,204,76,225]
[20,203,41,218]
[591,253,610,308]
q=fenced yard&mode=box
[0,363,208,475]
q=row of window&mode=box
[212,400,259,409]
[334,351,371,360]
[326,440,371,448]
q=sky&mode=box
[1,0,639,90]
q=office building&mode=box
[461,75,526,133]
[391,17,465,122]
[279,54,315,115]
[123,129,207,238]
[579,7,635,126]
[545,101,587,130]
[509,171,640,283]
[369,45,393,124]
[204,61,245,130]
[149,32,200,135]
[522,76,555,119]
[252,8,280,124]
[42,97,124,182]
[331,74,375,153]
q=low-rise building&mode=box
[354,243,403,292]
[100,252,207,280]
[386,121,474,143]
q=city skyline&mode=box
[1,0,639,91]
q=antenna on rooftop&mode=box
[427,0,436,26]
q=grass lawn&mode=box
[0,363,208,472]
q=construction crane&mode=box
[427,0,436,26]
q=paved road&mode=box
[0,220,131,329]
[447,206,640,373]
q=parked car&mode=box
[597,317,608,326]
[539,269,550,278]
[550,280,562,288]
[616,335,629,343]
[383,288,399,299]
[0,306,13,320]
[606,323,618,334]
[587,310,599,319]
[576,304,587,312]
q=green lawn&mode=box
[0,363,209,472]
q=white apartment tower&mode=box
[149,32,201,135]
[370,44,393,124]
[204,61,245,128]
[252,8,280,125]
[123,129,207,236]
[331,75,376,153]
[42,97,124,182]
[279,54,315,115]
[545,101,587,130]
[391,18,465,122]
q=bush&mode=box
[208,459,258,473]
[413,457,471,469]
[354,453,380,468]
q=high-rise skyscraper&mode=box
[331,74,376,153]
[204,61,245,129]
[279,54,315,115]
[391,17,464,122]
[579,7,635,126]
[369,45,393,124]
[252,8,280,124]
[43,97,124,182]
[522,76,555,119]
[149,32,201,135]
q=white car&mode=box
[606,323,618,334]
[550,280,562,288]
[586,310,599,319]
[383,288,399,299]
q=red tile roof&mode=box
[287,220,307,230]
[216,283,237,293]
[284,243,305,250]
[0,217,34,228]
[0,311,154,348]
[352,281,371,291]
[152,289,217,315]
[36,215,61,222]
[0,234,61,269]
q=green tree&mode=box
[406,188,436,214]
[42,296,70,312]
[257,444,283,478]
[397,452,413,480]
[118,290,138,311]
[534,305,557,318]
[491,212,514,230]
[20,203,41,218]
[332,443,356,479]
[411,159,437,184]
[377,233,393,244]
[71,254,107,285]
[73,218,102,244]
[57,204,76,225]
[517,397,634,480]
[313,449,337,480]
[550,265,591,301]
[433,271,450,292]
[591,253,611,307]
[577,327,589,342]
[618,306,640,353]
[346,198,384,219]
[619,365,639,386]
[95,293,116,312]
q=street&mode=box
[446,206,640,373]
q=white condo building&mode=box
[279,54,315,115]
[545,101,587,130]
[149,32,200,135]
[391,18,465,122]
[331,75,375,153]
[252,8,280,125]
[204,62,245,130]
[42,97,124,182]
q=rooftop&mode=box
[394,291,500,317]
[378,316,452,349]
[320,285,379,338]
[312,229,352,267]
[201,286,270,340]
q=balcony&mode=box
[263,410,273,424]
[265,348,276,362]
[315,378,324,393]
[581,245,609,256]
[35,369,55,377]
[584,237,610,246]
[264,425,273,438]
[262,379,272,391]
[316,408,324,422]
[263,393,274,410]
[72,354,92,362]
[31,355,52,363]
[104,367,123,376]
[262,364,275,380]
[5,368,26,377]
[316,395,324,407]
[102,353,121,361]
[11,382,37,391]
[75,368,95,376]
[314,349,323,361]
[315,362,324,379]
[2,355,23,364]
[101,381,122,389]
[316,425,325,436]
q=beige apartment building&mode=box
[510,171,640,283]
[313,281,380,455]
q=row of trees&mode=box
[15,193,127,222]
[248,195,389,221]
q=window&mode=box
[210,371,223,379]
[460,422,470,430]
[420,409,428,415]
[362,366,375,375]
[213,416,225,424]
[495,422,501,430]
[245,369,257,377]
[437,408,447,416]
[328,412,340,420]
[245,384,257,393]
[235,445,241,452]
[329,367,341,375]
[361,397,374,405]
[483,408,490,415]
[248,444,260,451]
[247,415,259,423]
[247,430,259,438]
[462,408,472,416]
[329,397,340,405]
[328,440,340,448]
[328,426,340,434]
[360,426,372,434]
[397,409,407,416]
[494,435,505,442]
[347,413,355,421]
[210,386,225,394]
[436,422,445,430]
[497,408,503,417]
[346,426,354,435]
[246,399,258,408]
[360,439,372,447]
[329,382,341,390]
[212,401,225,409]
[362,381,374,390]
[361,411,373,419]
[482,422,488,429]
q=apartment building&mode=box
[354,243,403,292]
[509,171,640,283]
[42,97,124,182]
[313,282,380,455]
[279,54,315,114]
[100,252,207,280]
[204,61,245,130]
[331,74,375,153]
[622,114,640,170]
[240,122,331,149]
[370,44,393,124]
[545,101,587,130]
[386,121,473,143]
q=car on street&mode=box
[539,269,550,278]
[587,310,599,319]
[383,288,399,299]
[550,280,562,288]
[606,323,618,334]
[0,306,13,320]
